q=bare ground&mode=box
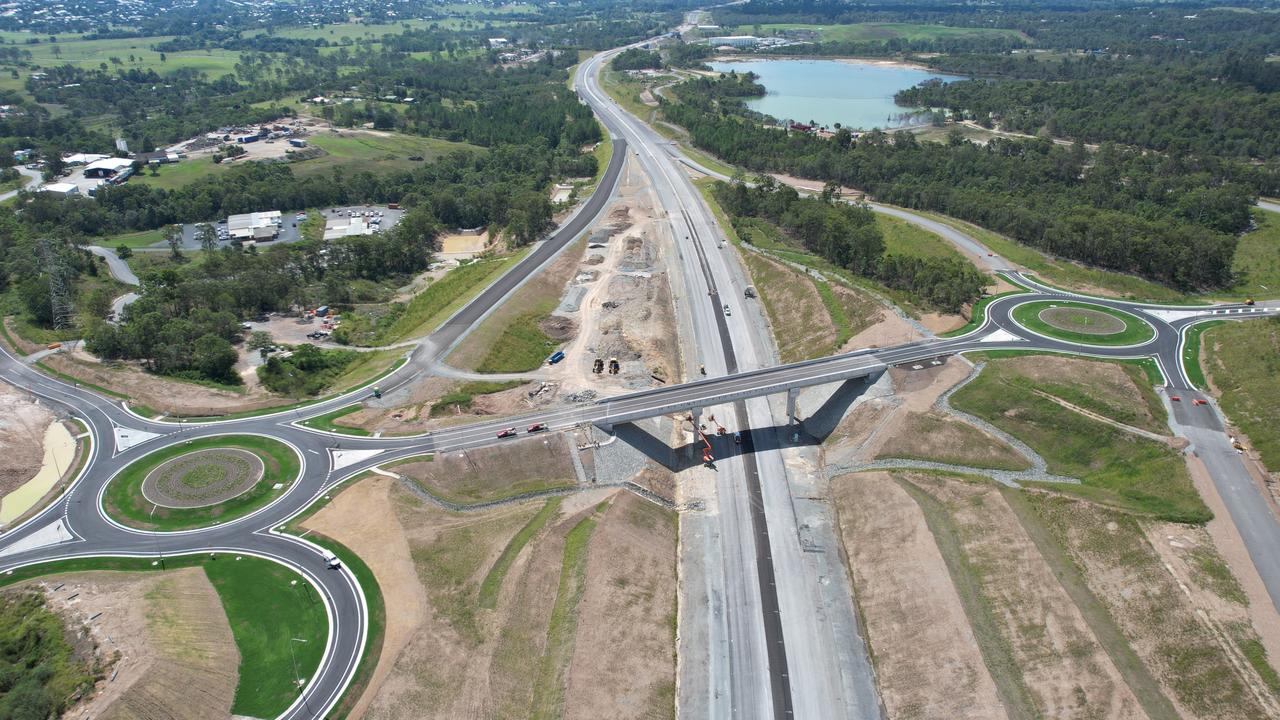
[42,351,291,417]
[24,568,238,720]
[340,377,541,435]
[1029,493,1272,719]
[843,309,924,350]
[391,436,577,504]
[300,474,427,720]
[0,381,56,496]
[876,410,1031,471]
[831,471,1008,719]
[563,493,677,720]
[916,475,1147,719]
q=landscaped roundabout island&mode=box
[104,436,300,531]
[1010,300,1156,347]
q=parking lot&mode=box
[320,205,405,234]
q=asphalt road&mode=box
[4,38,1280,720]
[0,166,41,202]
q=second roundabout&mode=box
[1010,299,1157,347]
[103,435,300,531]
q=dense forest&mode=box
[714,178,988,312]
[662,73,1266,290]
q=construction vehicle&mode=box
[744,286,757,299]
[686,414,715,466]
[708,414,728,436]
[593,358,604,374]
[608,357,620,374]
[547,350,565,365]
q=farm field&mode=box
[735,22,1030,44]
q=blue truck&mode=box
[547,350,566,365]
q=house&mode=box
[227,211,282,241]
[83,157,135,178]
[39,182,80,198]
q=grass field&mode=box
[0,553,326,720]
[1012,300,1156,346]
[296,132,477,178]
[740,22,1029,44]
[299,404,371,436]
[6,33,245,77]
[379,251,527,344]
[1182,320,1224,391]
[1202,316,1280,471]
[398,438,576,505]
[103,227,167,249]
[877,213,969,261]
[205,555,327,718]
[103,435,299,531]
[429,380,521,416]
[130,158,234,191]
[478,498,562,609]
[951,357,1208,522]
[941,289,1027,337]
[1229,208,1280,301]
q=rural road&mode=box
[0,165,41,202]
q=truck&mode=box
[547,350,566,365]
[321,550,342,569]
[744,286,757,299]
[314,305,330,317]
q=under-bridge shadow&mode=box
[607,376,879,472]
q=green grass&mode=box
[877,213,968,261]
[941,290,1027,337]
[102,228,167,249]
[1011,300,1156,346]
[0,553,326,720]
[895,476,1040,719]
[384,252,528,343]
[130,159,233,191]
[300,404,371,436]
[102,435,299,531]
[476,311,559,373]
[478,499,561,609]
[744,21,1028,44]
[530,507,601,720]
[297,132,478,179]
[1201,317,1280,470]
[34,361,128,400]
[205,555,327,718]
[1227,208,1280,301]
[952,358,1208,522]
[1182,320,1225,391]
[429,380,521,417]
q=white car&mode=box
[723,305,732,316]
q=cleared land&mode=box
[391,436,576,505]
[832,471,1008,719]
[1229,209,1280,301]
[1028,493,1279,719]
[875,410,1031,471]
[334,481,676,720]
[950,355,1205,522]
[0,381,57,499]
[1202,316,1280,473]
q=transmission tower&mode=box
[37,237,75,329]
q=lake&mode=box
[707,58,965,131]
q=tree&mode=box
[195,223,218,252]
[164,224,183,259]
[246,330,274,351]
[192,334,239,383]
[115,244,132,259]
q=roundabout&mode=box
[142,448,264,509]
[1010,300,1156,347]
[103,435,300,532]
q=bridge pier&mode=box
[686,407,702,461]
[785,387,800,425]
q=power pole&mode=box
[37,237,75,329]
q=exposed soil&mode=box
[842,309,924,350]
[340,377,542,435]
[0,381,56,497]
[744,252,839,362]
[391,436,577,504]
[301,474,427,720]
[556,158,683,394]
[2,316,45,354]
[24,568,238,720]
[876,410,1030,471]
[917,475,1146,719]
[42,351,291,417]
[563,493,677,720]
[831,471,1008,719]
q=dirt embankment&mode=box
[831,472,1009,719]
[309,472,676,720]
[0,381,57,497]
[24,568,238,720]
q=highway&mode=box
[3,36,1280,720]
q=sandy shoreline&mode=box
[711,54,939,72]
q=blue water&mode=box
[707,58,965,131]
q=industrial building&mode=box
[227,210,282,241]
[39,182,80,198]
[703,35,760,48]
[323,215,374,241]
[83,157,135,179]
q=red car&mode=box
[497,428,517,439]
[527,423,547,433]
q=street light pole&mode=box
[290,637,312,715]
[148,503,164,569]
